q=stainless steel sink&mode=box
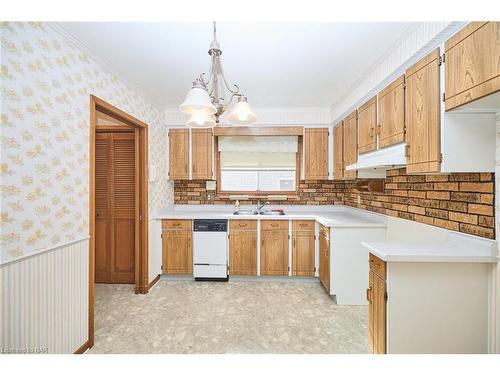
[233,210,258,215]
[259,210,285,216]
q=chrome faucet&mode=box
[256,200,270,214]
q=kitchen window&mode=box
[217,136,299,193]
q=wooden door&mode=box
[333,123,344,180]
[378,75,405,149]
[343,112,357,180]
[445,22,500,110]
[95,133,112,283]
[405,49,441,174]
[292,221,315,276]
[95,132,136,284]
[304,128,329,180]
[168,128,189,180]
[229,220,257,275]
[358,96,377,154]
[319,224,330,292]
[260,220,289,276]
[162,220,192,275]
[192,128,213,179]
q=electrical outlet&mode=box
[357,194,361,204]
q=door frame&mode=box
[89,95,149,348]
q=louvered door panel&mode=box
[112,133,136,283]
[95,133,111,283]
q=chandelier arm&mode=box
[218,65,240,95]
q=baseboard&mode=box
[74,339,90,354]
[148,274,161,291]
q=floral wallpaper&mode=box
[0,22,173,263]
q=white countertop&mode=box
[363,232,498,263]
[154,205,387,228]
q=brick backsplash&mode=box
[173,168,495,239]
[173,180,345,206]
[344,168,495,239]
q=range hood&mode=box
[345,143,406,178]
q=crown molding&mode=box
[330,21,467,124]
[165,107,331,127]
[49,22,162,112]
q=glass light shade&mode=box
[179,87,217,115]
[227,99,257,125]
[186,112,216,128]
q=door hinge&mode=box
[439,53,445,66]
[168,171,170,177]
[384,291,388,302]
[403,81,406,89]
[314,266,317,272]
[288,234,290,239]
[288,266,290,271]
[139,214,143,222]
[439,153,443,163]
[442,92,446,102]
[314,234,317,240]
[161,234,163,239]
[161,265,163,270]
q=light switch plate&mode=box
[206,180,216,191]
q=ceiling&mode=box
[60,22,419,110]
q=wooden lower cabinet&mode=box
[319,224,330,292]
[368,254,387,354]
[162,219,193,275]
[292,220,315,276]
[260,220,289,276]
[229,220,257,276]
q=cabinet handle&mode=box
[239,223,247,227]
[367,287,372,302]
[371,127,375,139]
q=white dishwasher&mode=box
[193,219,228,281]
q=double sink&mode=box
[233,210,285,216]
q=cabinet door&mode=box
[373,274,387,354]
[358,96,377,154]
[192,128,213,180]
[229,227,257,276]
[445,22,500,111]
[162,229,193,275]
[405,49,441,174]
[343,112,358,180]
[378,75,405,149]
[261,221,289,276]
[304,128,329,180]
[368,271,375,353]
[168,128,189,180]
[319,225,330,292]
[333,123,344,180]
[292,221,315,276]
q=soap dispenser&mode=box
[234,200,240,213]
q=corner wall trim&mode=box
[74,340,91,354]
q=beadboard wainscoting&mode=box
[1,238,89,354]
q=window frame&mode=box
[215,136,302,196]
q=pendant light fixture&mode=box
[179,22,257,127]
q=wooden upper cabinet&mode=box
[405,49,441,174]
[260,220,289,276]
[333,123,344,180]
[445,22,500,111]
[304,128,329,180]
[168,129,189,180]
[343,112,358,180]
[378,75,406,149]
[357,96,377,154]
[192,128,213,180]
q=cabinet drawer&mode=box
[369,253,386,280]
[292,220,315,232]
[162,219,192,230]
[230,220,257,230]
[261,220,289,231]
[319,224,330,239]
